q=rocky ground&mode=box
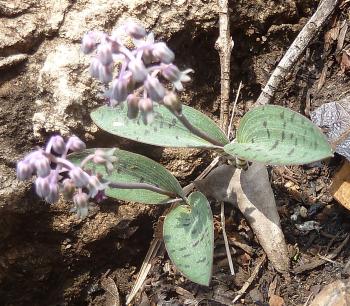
[1,0,350,305]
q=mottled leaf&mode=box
[311,98,350,161]
[224,105,333,165]
[163,192,214,286]
[91,104,229,148]
[69,148,184,204]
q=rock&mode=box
[33,44,99,137]
[0,54,28,71]
[310,280,350,306]
[59,0,218,41]
[0,0,70,56]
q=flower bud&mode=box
[93,149,117,173]
[161,64,181,82]
[69,167,90,188]
[45,183,59,204]
[35,156,51,178]
[127,94,140,119]
[139,98,154,125]
[142,48,154,65]
[67,136,86,152]
[128,59,148,82]
[125,21,146,39]
[81,32,97,54]
[163,91,182,113]
[51,135,66,155]
[111,71,134,103]
[152,42,175,64]
[35,177,50,198]
[144,75,165,102]
[98,63,113,84]
[89,57,101,79]
[62,179,76,200]
[88,175,105,198]
[73,192,89,218]
[16,160,33,181]
[93,149,118,163]
[97,43,113,65]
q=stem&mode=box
[165,105,225,147]
[43,152,76,171]
[215,0,233,131]
[108,181,178,198]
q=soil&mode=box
[1,1,350,305]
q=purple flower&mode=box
[17,160,34,181]
[35,176,50,198]
[69,167,90,188]
[127,94,140,119]
[124,21,146,39]
[73,192,90,219]
[67,136,86,152]
[97,43,113,66]
[152,42,175,64]
[111,71,134,103]
[98,64,113,84]
[144,75,165,102]
[88,175,108,198]
[128,59,148,82]
[45,183,59,204]
[139,98,154,124]
[92,148,118,173]
[161,64,193,91]
[51,135,66,154]
[81,32,97,54]
[163,91,182,113]
[17,135,112,218]
[33,154,51,178]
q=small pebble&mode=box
[299,206,308,218]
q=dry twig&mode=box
[215,0,234,131]
[254,0,339,107]
[227,81,243,138]
[293,235,349,274]
[232,254,267,303]
[220,201,235,275]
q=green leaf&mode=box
[69,148,184,204]
[163,192,214,286]
[91,104,229,148]
[224,105,333,165]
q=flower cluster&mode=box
[82,21,193,123]
[16,136,116,218]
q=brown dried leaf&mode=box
[195,164,289,273]
[269,294,285,306]
[324,19,340,51]
[101,275,120,306]
[194,165,237,204]
[340,50,350,73]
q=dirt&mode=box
[1,0,350,305]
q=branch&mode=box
[254,0,339,107]
[215,0,234,132]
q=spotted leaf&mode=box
[224,105,333,165]
[69,148,184,204]
[163,192,214,286]
[91,104,229,148]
